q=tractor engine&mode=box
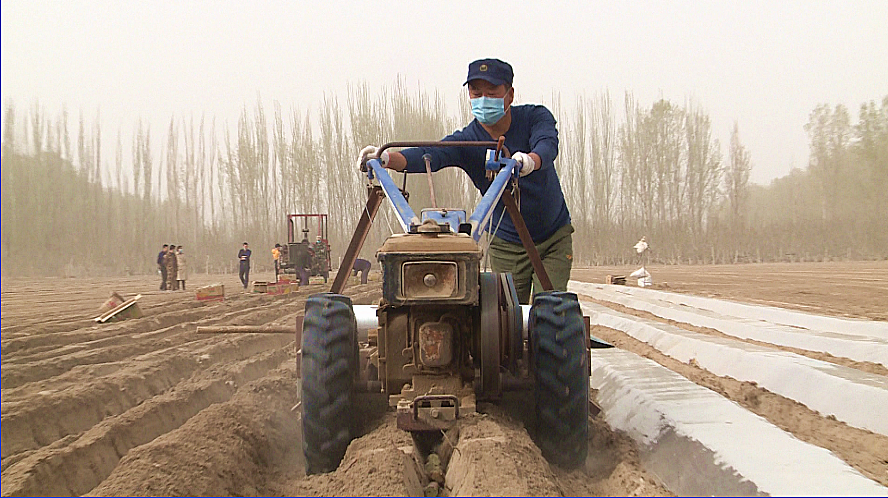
[373,217,482,431]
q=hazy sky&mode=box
[3,0,886,185]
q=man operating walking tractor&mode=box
[358,58,574,304]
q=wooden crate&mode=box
[98,291,126,314]
[95,294,143,323]
[606,274,627,285]
[196,283,225,302]
[266,282,292,296]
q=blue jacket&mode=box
[401,104,571,244]
[238,248,251,267]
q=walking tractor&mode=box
[298,140,607,475]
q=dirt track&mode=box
[2,261,886,496]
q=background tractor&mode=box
[280,213,331,283]
[299,141,601,475]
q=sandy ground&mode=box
[572,260,888,320]
[2,261,886,496]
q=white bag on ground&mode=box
[629,267,652,287]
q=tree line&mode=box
[2,89,885,277]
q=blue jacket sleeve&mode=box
[528,106,559,169]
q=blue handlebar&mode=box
[365,150,518,240]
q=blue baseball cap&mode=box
[464,58,513,87]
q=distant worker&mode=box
[176,246,188,291]
[631,236,651,287]
[296,241,312,286]
[313,236,327,264]
[164,243,178,291]
[352,258,371,285]
[313,236,328,281]
[633,236,649,266]
[280,244,289,272]
[157,244,169,290]
[238,242,252,290]
[272,243,282,282]
[358,58,573,304]
[633,236,648,255]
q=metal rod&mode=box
[501,189,553,292]
[196,326,293,334]
[487,136,507,181]
[423,154,438,208]
[367,158,420,232]
[377,140,510,158]
[352,305,378,343]
[330,186,385,295]
[467,160,519,241]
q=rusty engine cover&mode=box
[377,305,474,395]
[417,319,453,367]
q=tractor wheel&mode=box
[301,293,358,474]
[530,291,588,468]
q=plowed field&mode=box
[2,261,885,496]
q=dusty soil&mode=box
[572,260,888,320]
[2,262,885,496]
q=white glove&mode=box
[357,145,390,170]
[357,145,378,170]
[512,151,536,177]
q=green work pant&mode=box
[488,223,574,304]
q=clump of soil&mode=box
[287,412,423,497]
[446,411,562,496]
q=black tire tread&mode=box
[531,291,589,468]
[301,293,356,474]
